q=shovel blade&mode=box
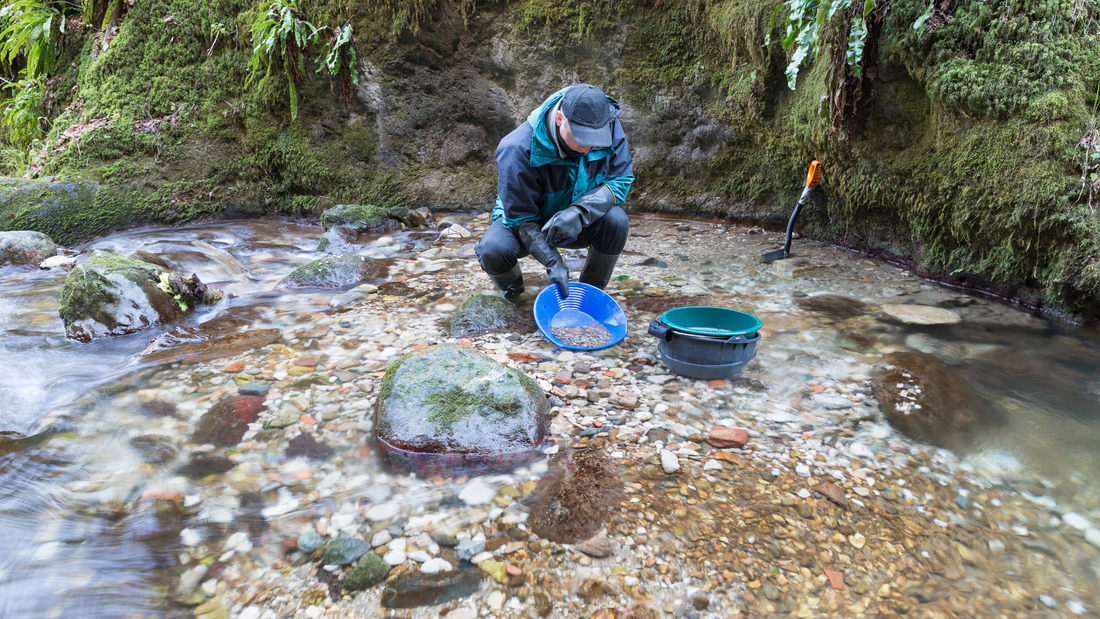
[760,248,788,263]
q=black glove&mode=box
[542,207,583,246]
[542,185,617,246]
[517,222,570,298]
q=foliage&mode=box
[1,77,44,147]
[317,22,357,107]
[0,144,33,176]
[0,0,70,80]
[769,0,878,90]
[246,0,322,119]
[1074,86,1100,211]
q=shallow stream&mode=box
[1,216,1098,618]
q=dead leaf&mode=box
[506,353,545,364]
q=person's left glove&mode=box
[542,185,616,246]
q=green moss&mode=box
[885,0,1099,118]
[57,250,164,328]
[344,552,390,592]
[378,348,418,403]
[514,0,630,46]
[320,204,391,230]
[75,0,251,120]
[423,384,518,431]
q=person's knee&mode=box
[593,206,629,254]
[476,234,521,275]
[602,206,629,237]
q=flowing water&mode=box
[1,216,1098,618]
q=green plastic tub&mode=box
[647,307,762,379]
[659,306,762,338]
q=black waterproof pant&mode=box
[475,206,630,276]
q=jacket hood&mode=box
[525,88,621,168]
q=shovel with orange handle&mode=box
[761,160,821,263]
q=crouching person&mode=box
[476,84,635,302]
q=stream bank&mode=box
[2,0,1100,320]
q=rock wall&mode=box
[2,0,1099,319]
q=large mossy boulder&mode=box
[448,294,536,338]
[374,343,550,475]
[274,255,389,290]
[59,251,223,342]
[320,204,398,233]
[0,231,58,265]
[871,351,1000,451]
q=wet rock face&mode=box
[286,432,334,460]
[125,250,170,269]
[320,204,398,233]
[872,351,998,451]
[374,344,550,475]
[380,563,483,608]
[880,304,962,325]
[796,294,866,320]
[140,328,282,365]
[274,255,389,290]
[316,226,364,254]
[58,251,222,342]
[191,395,266,446]
[527,449,620,544]
[0,231,57,265]
[448,294,536,338]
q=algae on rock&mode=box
[59,250,222,342]
[274,254,389,290]
[374,343,550,474]
[448,294,536,338]
[320,204,396,232]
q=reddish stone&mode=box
[813,483,851,511]
[223,361,245,373]
[824,568,845,590]
[191,395,265,446]
[707,426,748,448]
[294,356,318,367]
[300,414,318,426]
[573,379,591,388]
[457,338,473,347]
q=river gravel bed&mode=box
[5,214,1100,618]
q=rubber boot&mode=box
[579,248,619,290]
[489,263,525,303]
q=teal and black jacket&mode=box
[491,88,635,231]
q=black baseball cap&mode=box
[560,84,612,148]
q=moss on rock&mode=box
[274,255,390,290]
[373,343,549,458]
[59,250,221,342]
[320,204,396,232]
[448,294,536,338]
[344,552,390,592]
